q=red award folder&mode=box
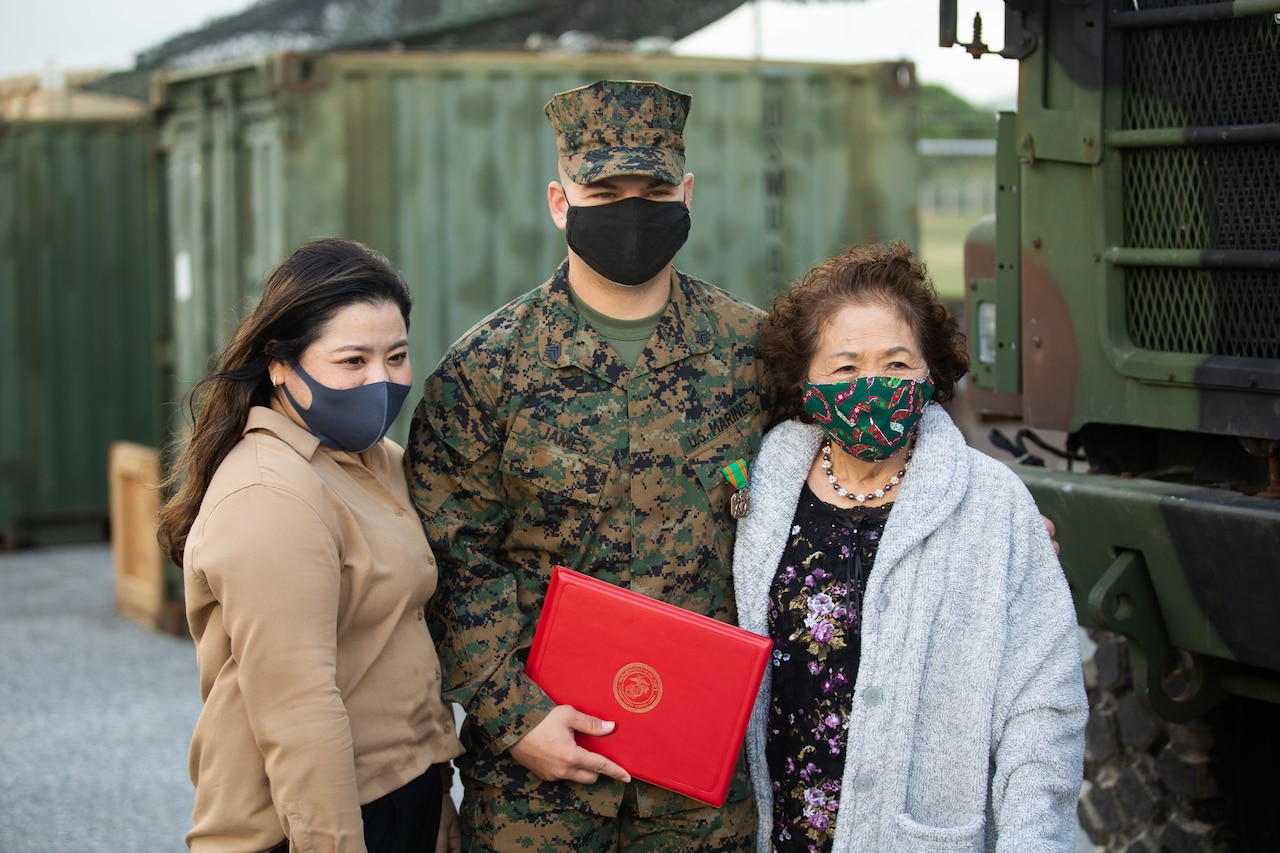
[525,565,772,807]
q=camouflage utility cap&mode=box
[545,79,691,185]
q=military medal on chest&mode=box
[721,458,751,519]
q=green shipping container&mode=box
[0,118,164,547]
[155,51,919,442]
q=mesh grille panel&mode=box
[1121,10,1280,358]
[1126,268,1280,359]
[1124,15,1280,129]
[1125,145,1280,250]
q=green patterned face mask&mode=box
[801,374,935,461]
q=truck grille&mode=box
[1128,269,1280,359]
[1120,8,1280,359]
[1123,14,1280,130]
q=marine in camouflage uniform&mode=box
[404,80,769,851]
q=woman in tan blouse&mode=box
[158,238,462,853]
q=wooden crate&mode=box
[108,441,166,630]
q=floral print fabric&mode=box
[765,483,892,853]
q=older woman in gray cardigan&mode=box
[734,242,1086,853]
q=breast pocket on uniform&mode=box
[500,415,613,506]
[680,391,764,497]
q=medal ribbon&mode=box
[721,458,749,489]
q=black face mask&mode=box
[565,196,691,286]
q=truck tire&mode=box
[1078,631,1280,852]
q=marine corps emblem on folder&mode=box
[614,662,663,713]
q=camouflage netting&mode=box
[86,0,754,99]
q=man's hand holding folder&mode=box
[508,705,632,785]
[523,566,771,807]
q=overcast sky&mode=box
[0,0,1016,105]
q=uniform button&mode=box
[853,774,874,793]
[864,686,883,706]
[876,593,890,611]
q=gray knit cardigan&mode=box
[733,405,1087,852]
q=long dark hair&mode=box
[157,237,412,566]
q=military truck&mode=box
[947,1,1280,849]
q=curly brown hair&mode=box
[760,240,968,423]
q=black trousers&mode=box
[268,764,445,853]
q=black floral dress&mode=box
[765,482,892,853]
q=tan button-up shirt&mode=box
[184,404,461,853]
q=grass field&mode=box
[917,209,988,304]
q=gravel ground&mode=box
[0,543,200,852]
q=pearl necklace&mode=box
[822,439,911,503]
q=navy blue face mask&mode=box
[281,361,411,453]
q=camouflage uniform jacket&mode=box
[405,260,768,817]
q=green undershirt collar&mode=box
[570,288,668,369]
